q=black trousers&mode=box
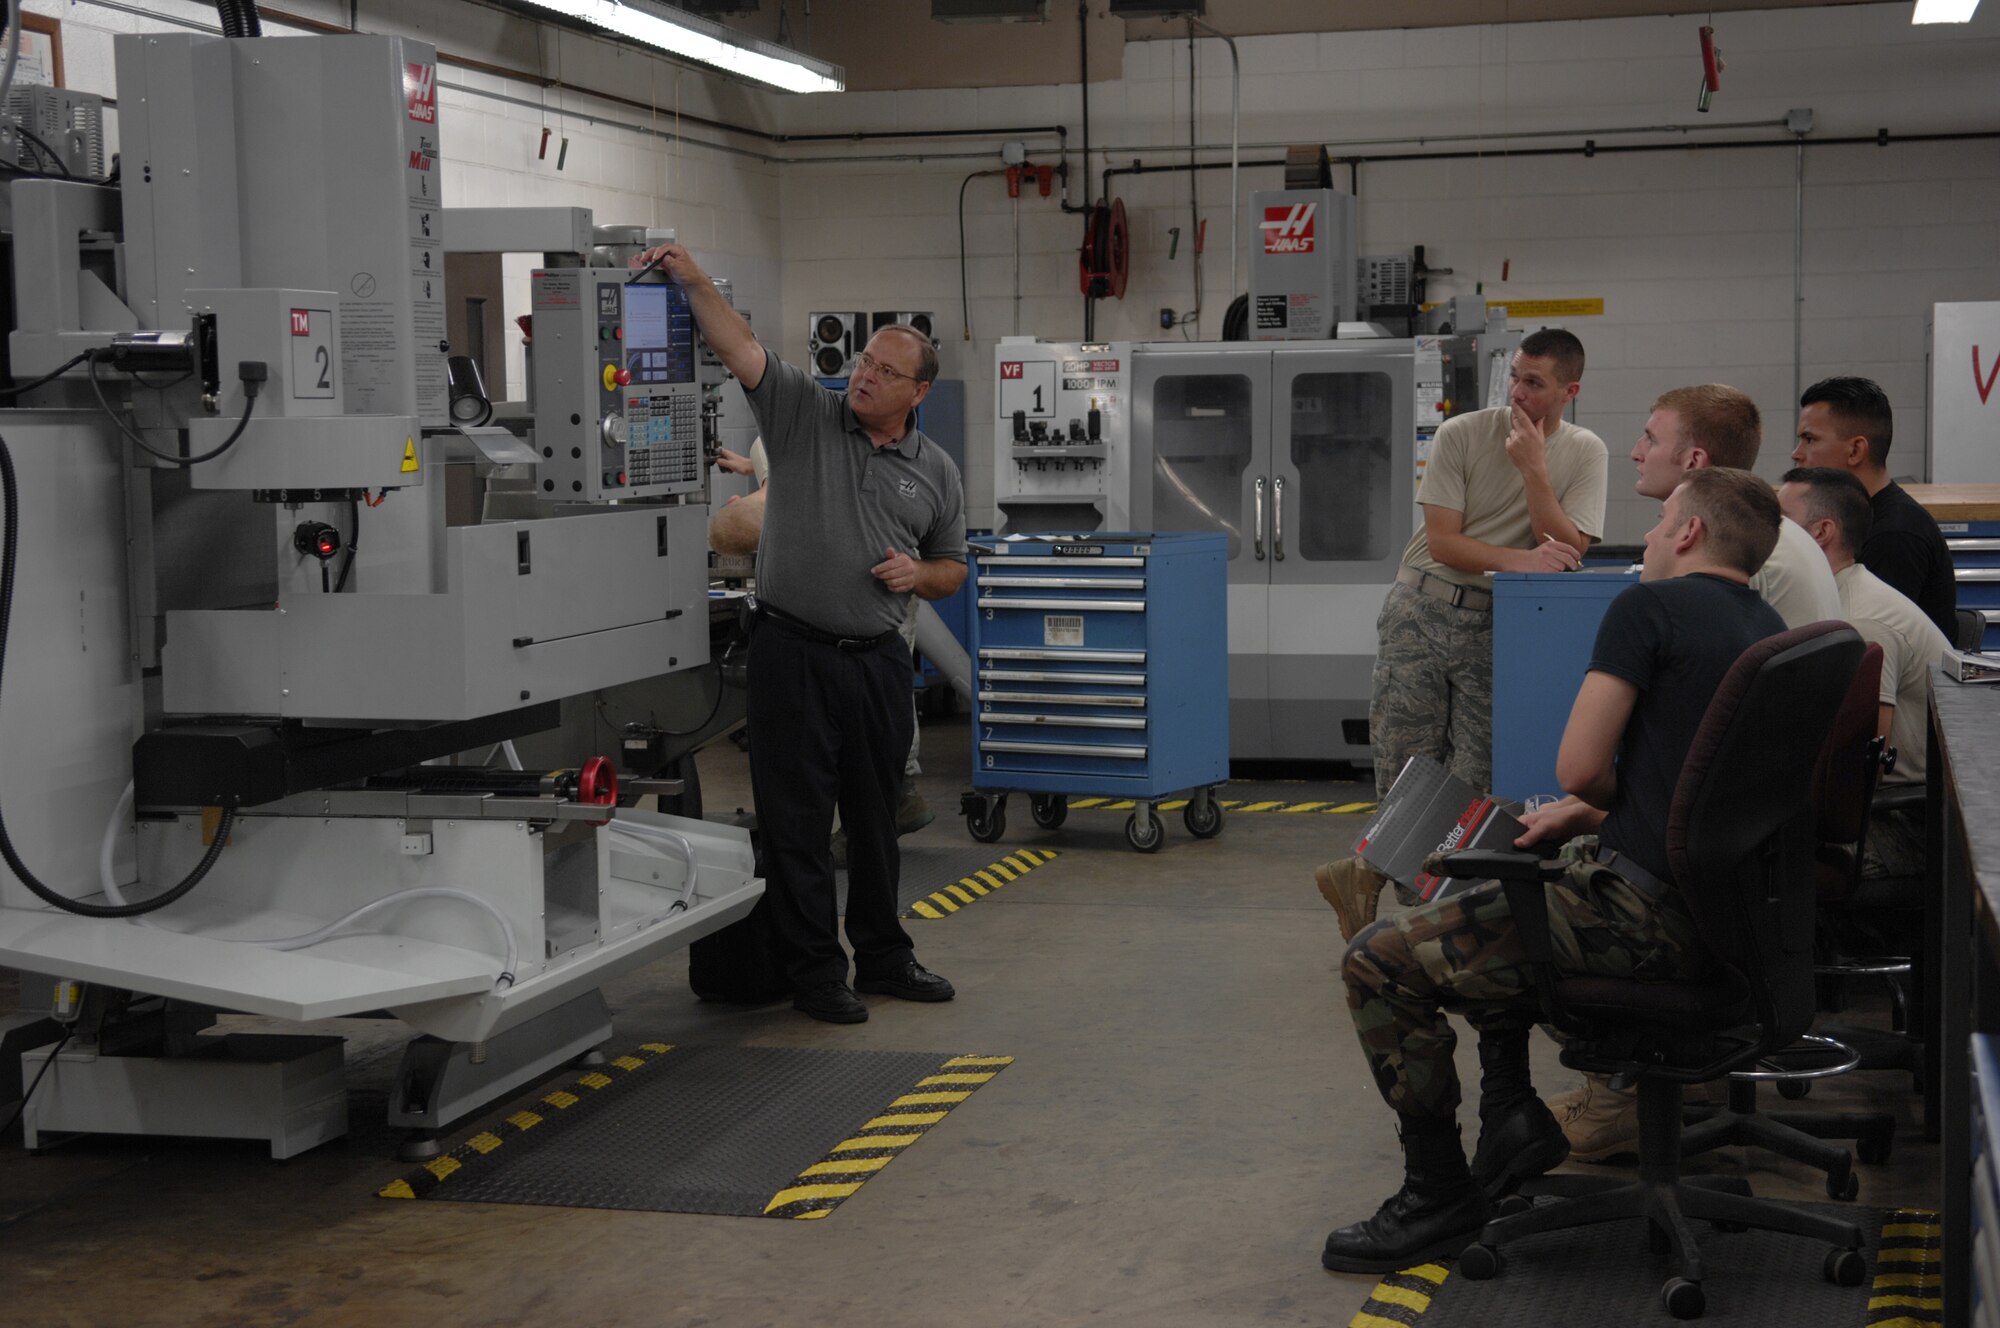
[746,614,918,989]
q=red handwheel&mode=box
[577,755,618,824]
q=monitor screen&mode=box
[623,283,695,385]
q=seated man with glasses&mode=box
[634,243,967,1026]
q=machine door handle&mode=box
[1254,476,1267,561]
[1273,475,1287,562]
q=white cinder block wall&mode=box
[772,2,2000,543]
[29,2,2000,544]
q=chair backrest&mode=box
[1810,642,1886,853]
[1666,622,1865,1049]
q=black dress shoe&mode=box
[793,980,868,1024]
[854,960,955,1002]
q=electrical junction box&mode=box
[531,269,706,503]
[1248,189,1356,340]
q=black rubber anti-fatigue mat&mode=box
[380,1044,1010,1219]
[835,842,1061,918]
[1346,1203,1939,1326]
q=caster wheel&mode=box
[1030,794,1068,831]
[1494,1194,1532,1218]
[1823,1247,1866,1286]
[1125,811,1163,853]
[1857,1130,1894,1165]
[1183,794,1223,839]
[1458,1243,1501,1280]
[1826,1167,1859,1202]
[1777,1078,1811,1101]
[967,799,1007,844]
[1662,1277,1706,1320]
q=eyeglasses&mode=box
[853,351,919,386]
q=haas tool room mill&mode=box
[2,3,1997,1327]
[0,24,754,1160]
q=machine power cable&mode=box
[86,352,260,467]
[0,431,238,917]
[0,1025,70,1140]
[0,351,91,399]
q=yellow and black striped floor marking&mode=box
[1868,1208,1941,1327]
[906,849,1058,920]
[377,1041,676,1200]
[1346,1261,1449,1327]
[1065,796,1377,816]
[761,1054,1013,1220]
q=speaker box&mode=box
[807,311,866,378]
[870,311,939,346]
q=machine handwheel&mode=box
[1125,808,1163,853]
[1457,1243,1501,1280]
[967,796,1007,844]
[1823,1247,1866,1287]
[1183,790,1223,839]
[1030,794,1068,830]
[1661,1277,1705,1320]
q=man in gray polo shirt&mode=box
[634,243,968,1024]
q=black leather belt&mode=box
[751,598,899,653]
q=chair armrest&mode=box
[1872,784,1925,814]
[1433,850,1567,967]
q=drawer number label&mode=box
[1044,614,1084,647]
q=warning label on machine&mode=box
[1255,295,1289,330]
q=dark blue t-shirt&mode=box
[1589,574,1787,885]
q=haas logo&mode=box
[1261,203,1316,254]
[405,63,437,124]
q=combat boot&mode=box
[1468,1027,1569,1199]
[1321,1116,1489,1273]
[1314,856,1389,942]
[1558,1072,1640,1162]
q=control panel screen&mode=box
[622,284,696,385]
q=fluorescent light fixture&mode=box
[1912,0,1980,21]
[511,0,845,93]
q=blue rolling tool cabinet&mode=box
[1939,516,2000,651]
[1490,568,1639,802]
[960,531,1228,853]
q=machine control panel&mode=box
[531,269,705,502]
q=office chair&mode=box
[1954,607,1985,653]
[1438,623,1868,1320]
[1676,643,1897,1191]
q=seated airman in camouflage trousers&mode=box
[1321,467,1788,1275]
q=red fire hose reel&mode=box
[1079,197,1130,300]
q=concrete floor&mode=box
[0,715,1942,1327]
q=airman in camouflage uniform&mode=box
[1368,580,1498,805]
[1345,841,1706,1118]
[1319,332,1605,941]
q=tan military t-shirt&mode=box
[1400,406,1608,590]
[1835,562,1952,790]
